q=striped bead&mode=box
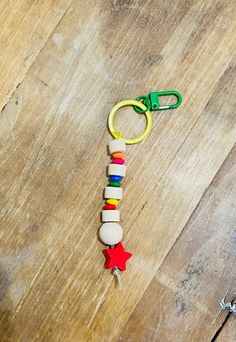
[112,158,125,165]
[110,175,123,182]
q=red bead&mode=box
[103,243,132,271]
[102,203,116,210]
[112,158,125,165]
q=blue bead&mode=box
[109,175,123,182]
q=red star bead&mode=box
[103,243,132,271]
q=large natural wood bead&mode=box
[108,163,126,177]
[102,210,120,222]
[104,186,123,200]
[109,139,126,155]
[99,222,123,245]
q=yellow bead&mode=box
[106,199,119,205]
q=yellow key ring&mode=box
[108,99,153,145]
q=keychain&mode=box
[98,91,182,287]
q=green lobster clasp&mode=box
[134,90,182,114]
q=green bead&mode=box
[108,181,121,187]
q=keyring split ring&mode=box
[108,99,153,145]
[133,95,151,114]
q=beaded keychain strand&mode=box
[98,92,182,287]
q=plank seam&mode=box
[211,313,231,341]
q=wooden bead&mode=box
[112,152,124,159]
[102,210,120,222]
[109,139,126,155]
[104,186,123,200]
[108,164,126,177]
[112,158,125,164]
[99,222,123,245]
[106,199,119,205]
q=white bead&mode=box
[99,222,123,245]
[108,164,126,177]
[109,139,126,154]
[104,186,123,200]
[102,210,120,222]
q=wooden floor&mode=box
[0,1,235,341]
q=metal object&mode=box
[220,298,236,314]
[133,90,182,114]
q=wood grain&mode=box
[216,317,236,341]
[0,0,235,341]
[0,0,72,111]
[119,146,236,341]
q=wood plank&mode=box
[216,317,236,341]
[0,0,72,111]
[0,0,235,341]
[119,147,236,341]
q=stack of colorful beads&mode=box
[99,139,132,285]
[99,139,126,245]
